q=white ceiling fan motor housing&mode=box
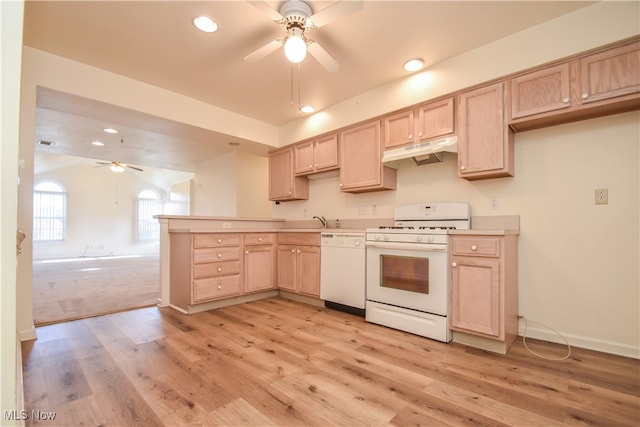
[279,0,312,29]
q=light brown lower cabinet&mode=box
[276,233,321,297]
[244,233,276,293]
[449,233,518,354]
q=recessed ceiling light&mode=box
[103,128,118,134]
[91,141,104,146]
[300,105,315,114]
[193,15,218,33]
[403,58,425,72]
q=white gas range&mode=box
[365,202,470,342]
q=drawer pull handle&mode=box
[451,262,457,267]
[258,237,263,242]
[217,267,222,272]
[471,245,477,251]
[217,253,222,258]
[217,239,222,243]
[217,285,222,290]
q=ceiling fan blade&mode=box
[96,161,110,166]
[126,164,144,172]
[308,0,363,28]
[244,39,283,63]
[307,42,339,72]
[247,1,283,22]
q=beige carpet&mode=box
[32,254,160,325]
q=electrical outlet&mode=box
[595,188,608,205]
[489,198,499,211]
[357,206,369,215]
[223,222,232,229]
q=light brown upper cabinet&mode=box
[383,97,455,150]
[269,148,309,201]
[458,82,514,180]
[294,132,339,176]
[580,42,639,104]
[510,63,571,119]
[339,120,397,193]
[509,39,639,131]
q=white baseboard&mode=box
[518,321,639,359]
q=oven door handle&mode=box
[365,242,447,252]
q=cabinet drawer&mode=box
[193,247,241,263]
[193,234,242,248]
[193,260,241,278]
[192,275,242,302]
[451,237,500,257]
[277,232,320,246]
[245,233,275,246]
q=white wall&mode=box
[193,151,271,218]
[1,1,24,423]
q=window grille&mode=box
[137,191,163,243]
[33,183,67,243]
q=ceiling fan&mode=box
[96,161,144,173]
[244,0,363,72]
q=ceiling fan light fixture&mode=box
[103,128,118,134]
[91,141,104,146]
[110,163,126,173]
[193,15,218,33]
[403,58,425,72]
[284,28,307,63]
[300,105,315,114]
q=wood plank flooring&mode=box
[32,254,159,325]
[21,297,640,426]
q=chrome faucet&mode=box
[313,215,328,228]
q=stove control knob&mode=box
[416,236,423,242]
[428,236,434,243]
[375,235,381,241]
[384,235,390,241]
[355,240,361,247]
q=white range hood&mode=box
[382,135,458,165]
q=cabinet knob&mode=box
[314,164,318,168]
[408,134,413,140]
[245,250,249,255]
[258,237,263,242]
[562,97,569,103]
[217,239,222,243]
[581,93,589,100]
[418,131,423,137]
[460,165,466,171]
[291,249,296,253]
[217,253,222,258]
[217,285,222,290]
[217,267,222,272]
[451,262,457,267]
[297,249,301,254]
[471,245,477,251]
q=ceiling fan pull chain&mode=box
[298,62,302,111]
[290,63,294,107]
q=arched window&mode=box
[137,190,163,243]
[33,181,67,242]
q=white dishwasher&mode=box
[320,230,366,316]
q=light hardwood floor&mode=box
[32,254,159,325]
[21,297,639,426]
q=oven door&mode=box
[366,241,448,315]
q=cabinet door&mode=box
[293,141,315,175]
[458,82,514,180]
[297,246,320,297]
[339,120,396,192]
[313,133,339,172]
[580,42,640,104]
[245,245,275,293]
[383,109,414,149]
[276,244,297,291]
[269,149,309,201]
[509,63,571,119]
[450,257,501,338]
[415,97,455,141]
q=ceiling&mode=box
[23,0,596,173]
